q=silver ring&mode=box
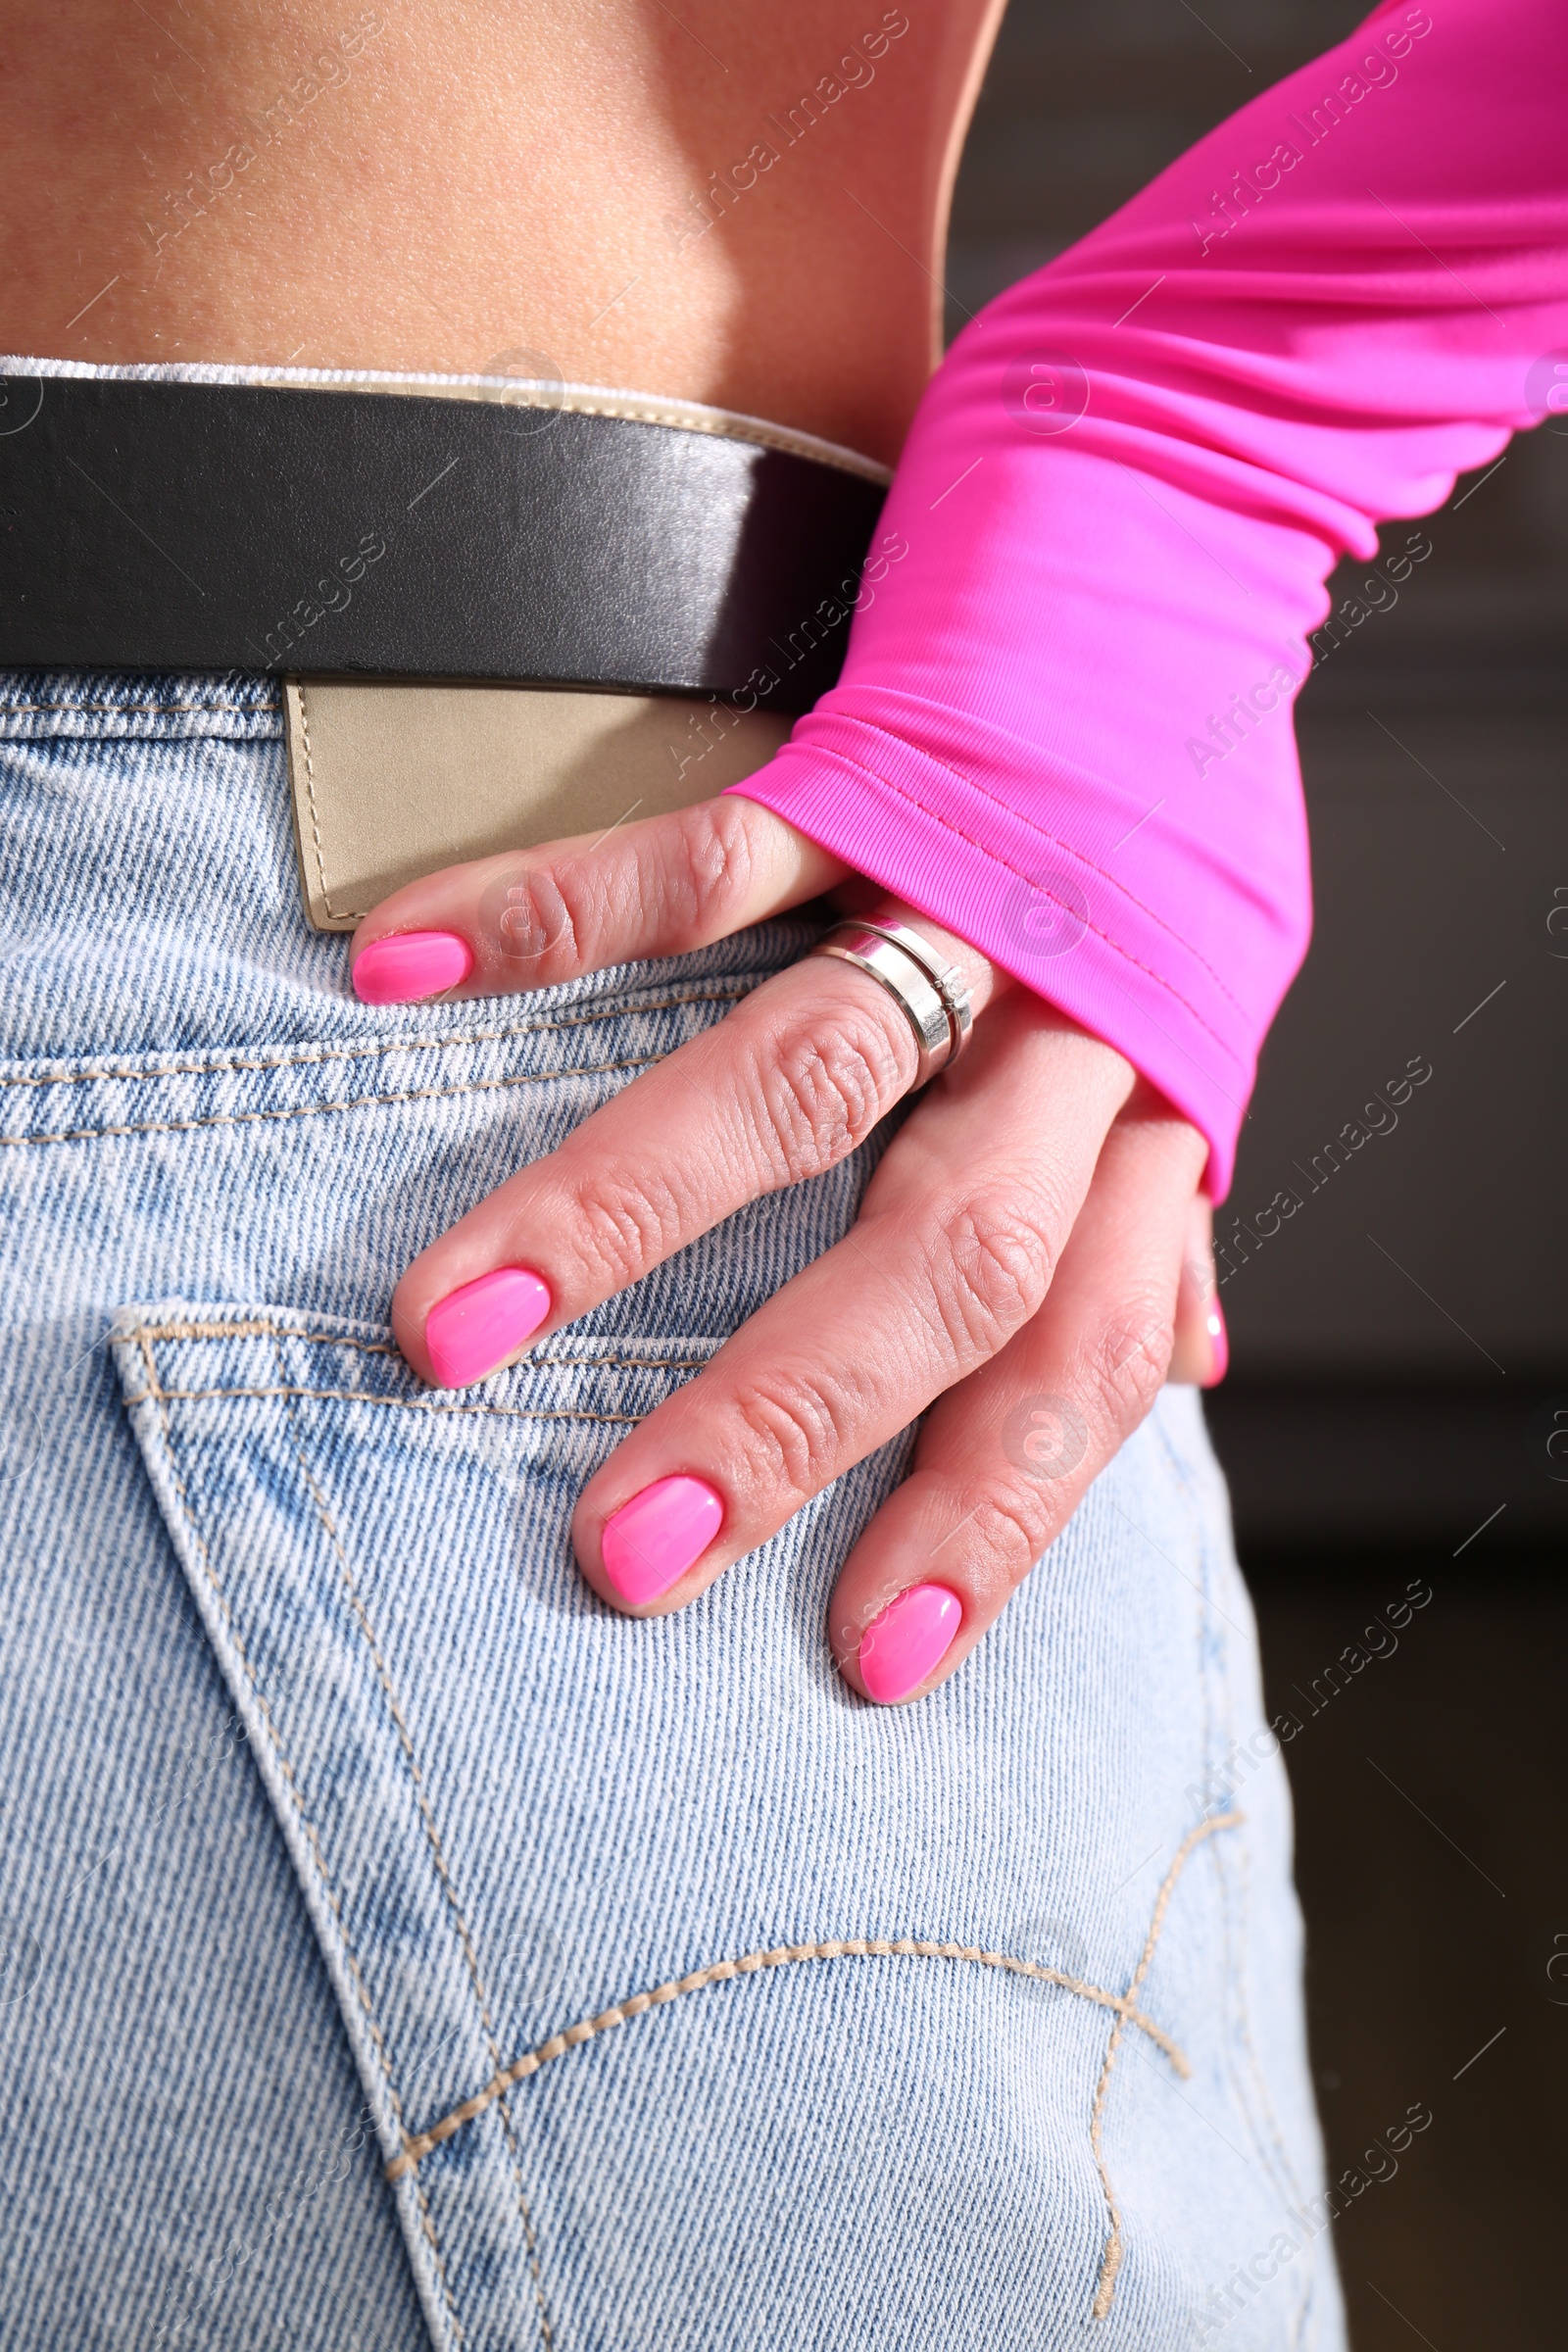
[808,918,973,1089]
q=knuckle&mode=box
[663,799,760,935]
[725,1365,857,1499]
[1087,1308,1172,1431]
[564,1164,685,1289]
[947,1483,1060,1597]
[760,1011,905,1181]
[973,1489,1057,1586]
[928,1186,1060,1356]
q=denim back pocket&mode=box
[109,1305,1325,2352]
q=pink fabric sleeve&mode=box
[727,0,1568,1197]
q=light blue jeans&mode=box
[0,672,1344,2352]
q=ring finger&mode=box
[827,1099,1206,1703]
[566,991,1135,1614]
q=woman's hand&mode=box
[350,796,1222,1704]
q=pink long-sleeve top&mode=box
[730,0,1568,1198]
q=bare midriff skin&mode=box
[0,0,1004,466]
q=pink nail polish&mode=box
[353,931,473,1005]
[600,1475,724,1606]
[858,1582,962,1705]
[1201,1298,1229,1388]
[423,1266,551,1387]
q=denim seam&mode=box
[129,1332,467,2350]
[1230,1795,1314,2261]
[1156,1416,1309,2223]
[0,701,267,715]
[122,1384,676,1424]
[1218,1825,1304,2220]
[0,984,748,1093]
[1153,1414,1316,2348]
[296,683,364,923]
[279,1362,553,2350]
[1239,1838,1312,2257]
[1086,1807,1245,2322]
[1211,1780,1317,2331]
[384,1894,1223,2185]
[116,1317,710,1372]
[0,1052,670,1148]
[1154,1418,1276,2203]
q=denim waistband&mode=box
[0,668,812,1072]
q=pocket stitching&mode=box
[295,682,364,924]
[279,1354,553,2350]
[384,1803,1243,2331]
[0,699,267,717]
[1,1051,693,1149]
[386,1934,1196,2180]
[120,1312,714,1417]
[0,985,751,1097]
[122,1383,692,1424]
[118,1316,711,1373]
[131,1331,468,2350]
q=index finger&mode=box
[348,796,846,1004]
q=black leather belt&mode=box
[0,374,887,710]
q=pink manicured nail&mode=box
[858,1583,962,1705]
[424,1266,551,1387]
[353,931,473,1004]
[1201,1298,1229,1388]
[600,1475,724,1605]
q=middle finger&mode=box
[392,917,1003,1388]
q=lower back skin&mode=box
[0,0,1004,466]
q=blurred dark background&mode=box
[947,5,1568,2344]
